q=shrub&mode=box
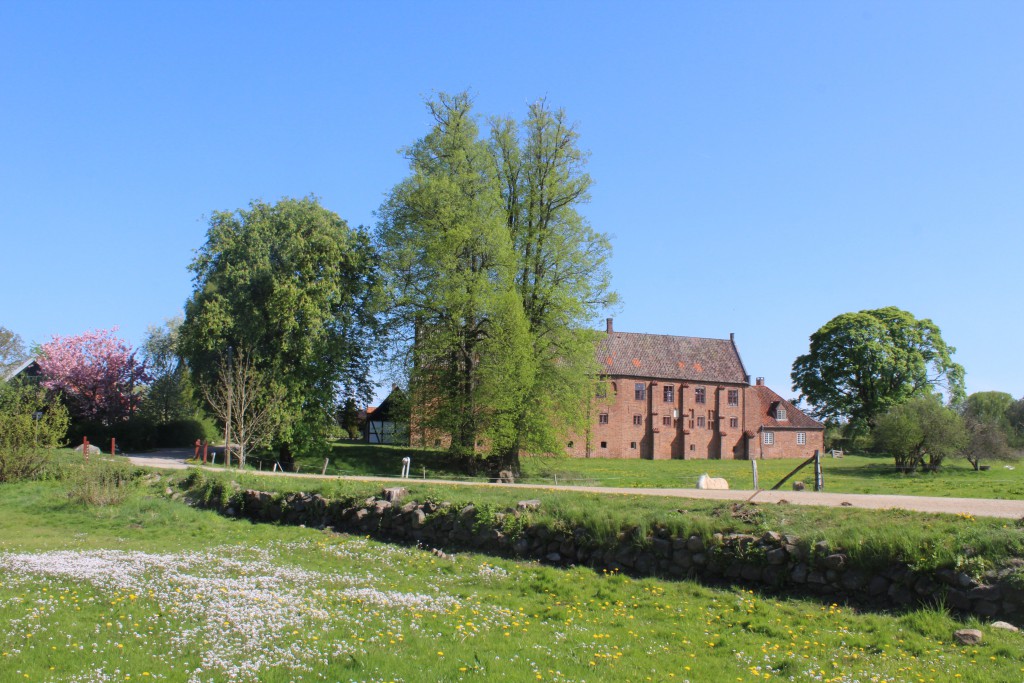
[0,382,70,483]
[154,419,208,447]
[67,458,138,506]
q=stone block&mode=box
[953,628,983,645]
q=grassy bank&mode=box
[173,467,1024,576]
[1,475,1022,682]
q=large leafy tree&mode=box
[37,328,150,425]
[490,99,616,464]
[792,307,965,427]
[377,93,532,460]
[378,93,615,468]
[872,395,968,472]
[179,197,379,466]
[139,316,200,423]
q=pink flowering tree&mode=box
[38,328,151,425]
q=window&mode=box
[690,444,695,451]
[662,416,672,426]
[630,441,637,449]
[595,383,607,398]
[598,413,609,424]
[600,441,607,448]
[633,415,643,426]
[797,432,806,445]
[776,406,787,421]
[567,441,574,448]
[729,417,739,429]
[634,383,646,400]
[697,416,706,428]
[663,385,674,402]
[763,431,774,445]
[694,387,706,404]
[727,389,739,407]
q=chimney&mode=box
[755,377,764,386]
[606,318,614,333]
[729,332,734,342]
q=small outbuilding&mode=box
[365,388,408,445]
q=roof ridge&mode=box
[605,330,733,343]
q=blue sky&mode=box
[2,1,1022,404]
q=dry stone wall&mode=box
[186,482,1024,626]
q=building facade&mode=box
[566,320,823,460]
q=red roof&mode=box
[597,330,747,383]
[747,384,823,430]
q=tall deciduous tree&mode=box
[37,328,150,425]
[139,316,200,423]
[179,197,379,466]
[377,93,532,460]
[0,326,28,375]
[792,307,965,427]
[490,100,616,464]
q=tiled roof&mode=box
[597,331,748,383]
[748,384,823,430]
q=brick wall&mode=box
[568,378,752,460]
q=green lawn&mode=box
[1,478,1022,682]
[264,442,1024,500]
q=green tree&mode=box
[963,390,1013,430]
[0,326,28,376]
[339,397,361,439]
[377,93,532,462]
[489,99,616,467]
[139,316,200,423]
[180,197,379,467]
[872,396,967,472]
[1008,397,1024,445]
[0,381,69,482]
[792,307,965,427]
[962,415,1013,471]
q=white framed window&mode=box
[797,432,806,445]
[776,406,787,421]
[630,441,637,449]
[763,431,774,445]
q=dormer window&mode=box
[775,406,787,421]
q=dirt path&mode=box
[128,450,1024,520]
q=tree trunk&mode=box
[279,442,294,472]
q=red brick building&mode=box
[567,320,823,459]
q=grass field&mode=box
[260,442,1024,501]
[1,477,1022,683]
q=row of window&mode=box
[763,432,807,445]
[599,412,741,430]
[626,383,740,406]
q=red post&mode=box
[82,436,90,462]
[111,438,116,456]
[194,439,201,460]
[202,441,208,464]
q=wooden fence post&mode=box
[814,450,823,491]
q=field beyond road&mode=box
[136,444,1024,519]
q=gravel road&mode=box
[127,449,1024,520]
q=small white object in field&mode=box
[696,474,729,490]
